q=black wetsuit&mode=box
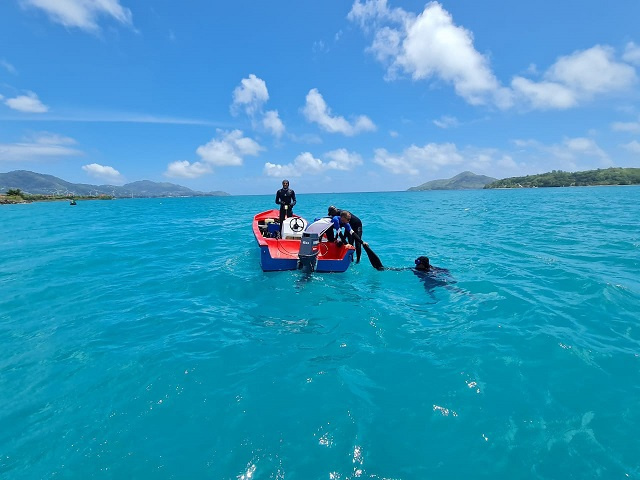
[412,266,453,299]
[334,209,363,262]
[275,188,296,225]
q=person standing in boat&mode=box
[328,206,364,263]
[275,179,296,227]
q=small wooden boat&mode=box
[253,209,354,272]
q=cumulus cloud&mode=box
[231,74,286,137]
[514,136,611,170]
[164,160,211,179]
[349,1,636,110]
[231,74,269,117]
[510,77,576,109]
[324,148,364,170]
[21,0,133,32]
[263,149,363,177]
[349,1,506,107]
[623,41,640,66]
[513,46,637,110]
[302,88,376,136]
[621,140,640,153]
[82,163,124,183]
[0,132,81,161]
[4,91,49,113]
[373,142,464,175]
[165,129,263,179]
[611,119,640,133]
[263,110,285,138]
[196,129,263,166]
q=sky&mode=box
[1,0,640,195]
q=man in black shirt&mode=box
[275,179,296,227]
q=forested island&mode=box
[484,167,640,189]
[0,188,113,204]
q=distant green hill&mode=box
[408,171,497,191]
[484,167,640,189]
[0,170,229,198]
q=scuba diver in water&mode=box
[378,255,458,299]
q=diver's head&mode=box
[328,205,338,217]
[414,256,430,270]
[282,179,290,188]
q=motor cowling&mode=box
[297,232,319,273]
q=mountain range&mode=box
[0,170,229,198]
[407,171,498,191]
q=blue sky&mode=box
[1,0,639,195]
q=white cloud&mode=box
[264,162,298,178]
[349,1,505,107]
[511,77,577,109]
[263,110,285,138]
[324,148,363,170]
[230,74,286,137]
[263,149,363,177]
[560,137,609,162]
[433,115,460,129]
[164,160,211,179]
[231,74,269,117]
[611,119,640,133]
[513,46,637,110]
[373,142,464,175]
[623,41,640,66]
[514,136,611,170]
[4,91,49,113]
[496,155,518,169]
[349,2,636,111]
[621,140,640,153]
[30,132,77,145]
[547,46,636,95]
[165,129,263,179]
[1,59,17,74]
[196,129,263,167]
[82,163,123,183]
[21,0,133,32]
[302,88,376,136]
[0,132,81,161]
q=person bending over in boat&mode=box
[275,179,296,228]
[328,206,364,263]
[327,210,367,249]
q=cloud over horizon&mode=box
[0,132,82,161]
[165,129,263,179]
[82,163,124,184]
[264,148,363,177]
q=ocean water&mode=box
[1,187,639,479]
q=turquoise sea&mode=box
[1,187,639,479]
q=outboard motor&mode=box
[297,232,320,273]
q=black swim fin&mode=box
[362,243,384,270]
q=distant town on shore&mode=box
[1,167,639,204]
